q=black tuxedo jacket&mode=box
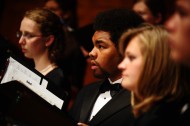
[69,80,134,126]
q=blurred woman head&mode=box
[44,0,77,29]
[118,24,185,116]
[132,0,173,24]
[165,0,190,67]
[18,8,65,66]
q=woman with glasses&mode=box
[18,8,71,108]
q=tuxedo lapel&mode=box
[79,82,103,122]
[89,89,131,125]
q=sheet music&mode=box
[0,57,64,110]
[1,57,41,86]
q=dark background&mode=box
[0,0,133,48]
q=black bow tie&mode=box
[100,80,122,97]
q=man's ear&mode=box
[45,35,54,47]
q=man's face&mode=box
[165,0,190,66]
[89,31,122,81]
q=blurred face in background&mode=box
[118,36,143,93]
[18,17,47,59]
[44,0,63,19]
[165,0,190,66]
[133,1,157,24]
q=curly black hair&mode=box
[93,9,144,47]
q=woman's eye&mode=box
[178,10,187,17]
[138,11,146,16]
[128,55,135,61]
[25,34,33,38]
[176,6,188,17]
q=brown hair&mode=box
[24,8,65,66]
[133,0,175,24]
[119,24,187,117]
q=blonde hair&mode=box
[119,24,185,117]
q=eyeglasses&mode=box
[16,31,43,39]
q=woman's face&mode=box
[44,0,63,20]
[133,1,158,24]
[118,36,144,93]
[165,0,190,66]
[18,17,47,59]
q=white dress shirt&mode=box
[89,78,122,120]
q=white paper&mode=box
[0,57,64,109]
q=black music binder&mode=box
[0,81,76,126]
[0,55,76,125]
[0,55,68,110]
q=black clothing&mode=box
[0,35,22,75]
[61,31,86,91]
[46,67,71,110]
[0,35,12,72]
[69,80,134,126]
[99,79,122,97]
[46,67,70,91]
[132,96,190,126]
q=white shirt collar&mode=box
[108,78,122,85]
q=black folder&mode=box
[0,81,76,126]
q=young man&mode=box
[69,9,144,126]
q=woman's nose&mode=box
[118,58,128,70]
[18,36,26,45]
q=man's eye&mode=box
[98,45,104,49]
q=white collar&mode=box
[108,78,122,85]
